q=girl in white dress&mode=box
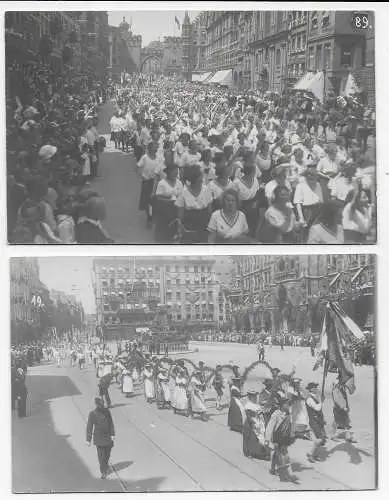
[189,371,208,420]
[173,368,189,415]
[208,189,249,243]
[232,151,259,237]
[206,159,234,211]
[153,164,183,242]
[175,165,212,243]
[143,364,155,403]
[122,369,134,397]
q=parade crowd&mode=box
[7,61,110,244]
[111,75,375,244]
[7,70,376,244]
[12,337,360,484]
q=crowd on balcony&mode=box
[110,75,375,244]
[6,59,111,244]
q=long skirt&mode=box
[169,377,177,407]
[132,368,139,382]
[122,374,134,395]
[144,378,155,400]
[139,179,154,212]
[153,199,178,242]
[157,381,171,405]
[190,390,207,414]
[228,397,246,432]
[182,208,210,243]
[173,386,189,411]
[242,417,270,460]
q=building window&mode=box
[323,43,331,69]
[176,278,180,285]
[177,314,182,321]
[340,44,353,67]
[315,45,322,70]
[308,46,315,70]
[322,12,330,27]
[311,11,318,29]
[187,313,191,320]
[176,292,181,301]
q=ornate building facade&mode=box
[230,255,375,334]
[10,258,50,344]
[93,257,231,339]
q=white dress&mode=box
[207,210,249,240]
[232,177,259,201]
[175,185,212,210]
[206,179,233,203]
[173,376,189,411]
[155,178,183,201]
[190,378,207,414]
[143,369,155,400]
[122,372,134,394]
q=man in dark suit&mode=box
[86,397,115,479]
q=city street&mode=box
[91,101,153,244]
[12,343,376,493]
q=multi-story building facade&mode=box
[10,258,50,343]
[93,257,229,338]
[248,11,289,92]
[306,11,375,104]
[162,37,183,75]
[287,11,309,88]
[230,255,375,335]
[192,13,208,72]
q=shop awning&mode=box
[208,69,233,87]
[340,73,361,97]
[191,72,211,82]
[293,71,333,103]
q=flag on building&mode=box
[175,16,181,30]
[313,302,364,394]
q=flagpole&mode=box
[321,352,328,400]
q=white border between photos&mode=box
[1,2,388,500]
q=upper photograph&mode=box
[6,10,376,244]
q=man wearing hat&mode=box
[98,371,113,408]
[289,378,310,439]
[265,392,297,482]
[305,382,327,462]
[86,396,115,479]
[331,374,356,443]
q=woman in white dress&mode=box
[153,163,183,242]
[143,363,155,403]
[175,164,212,243]
[122,369,134,397]
[294,165,324,242]
[173,368,189,416]
[257,185,300,243]
[342,185,373,243]
[308,201,344,244]
[206,159,234,211]
[208,189,250,243]
[189,371,208,421]
[156,368,171,409]
[231,150,259,238]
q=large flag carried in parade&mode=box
[313,302,364,394]
[175,16,181,29]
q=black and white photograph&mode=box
[11,254,376,492]
[6,9,376,244]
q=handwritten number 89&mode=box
[354,15,369,29]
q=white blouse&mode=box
[318,157,339,176]
[232,176,259,201]
[180,151,202,167]
[137,155,164,180]
[294,179,323,206]
[175,185,212,210]
[206,179,234,201]
[207,210,249,240]
[265,205,296,233]
[155,178,183,201]
[328,175,355,202]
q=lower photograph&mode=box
[10,254,376,493]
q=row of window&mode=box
[289,34,307,53]
[307,43,333,70]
